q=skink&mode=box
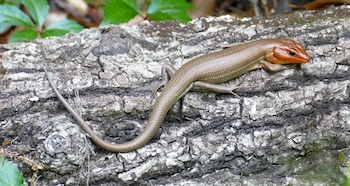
[44,38,310,152]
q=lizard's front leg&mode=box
[260,59,294,72]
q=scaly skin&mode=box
[44,38,310,152]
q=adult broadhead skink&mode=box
[44,38,310,152]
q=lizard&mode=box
[44,38,310,152]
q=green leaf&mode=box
[0,22,10,33]
[100,0,142,26]
[0,4,34,27]
[147,0,194,22]
[0,155,24,186]
[9,28,38,42]
[20,0,49,28]
[42,19,84,38]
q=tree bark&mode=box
[0,6,350,186]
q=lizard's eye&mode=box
[289,51,296,56]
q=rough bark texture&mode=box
[1,6,350,186]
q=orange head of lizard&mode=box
[266,39,310,64]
